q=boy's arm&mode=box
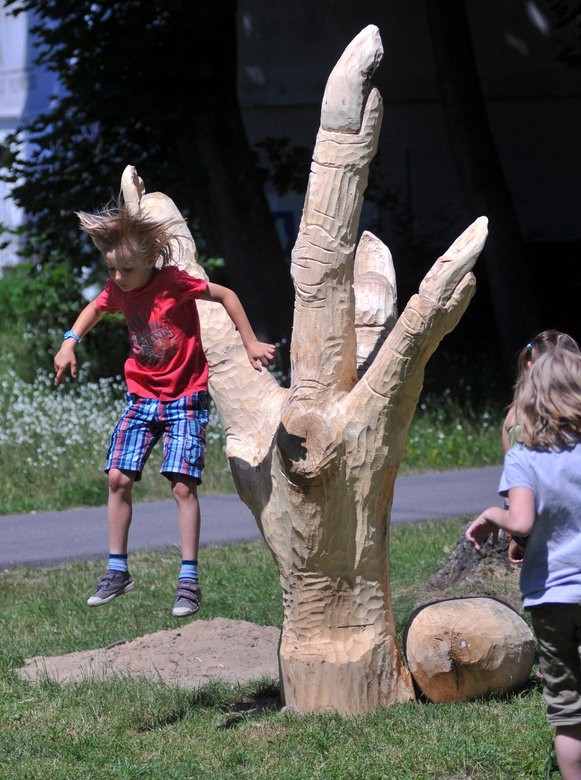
[54,300,104,385]
[201,282,276,372]
[465,487,535,553]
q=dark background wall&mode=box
[236,0,580,350]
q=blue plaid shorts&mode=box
[105,391,210,483]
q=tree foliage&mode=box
[2,0,294,342]
[3,0,213,259]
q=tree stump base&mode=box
[121,24,488,714]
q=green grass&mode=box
[0,520,559,779]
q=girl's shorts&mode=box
[105,391,210,483]
[529,602,581,727]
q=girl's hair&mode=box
[516,347,581,450]
[513,330,580,396]
[76,202,180,267]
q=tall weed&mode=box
[0,328,505,514]
[403,390,504,471]
[0,366,232,514]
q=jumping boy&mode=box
[54,203,275,617]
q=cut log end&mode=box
[404,597,535,702]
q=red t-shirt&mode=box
[95,266,209,401]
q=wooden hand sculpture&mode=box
[121,24,488,714]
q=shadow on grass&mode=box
[217,679,282,729]
[137,678,282,733]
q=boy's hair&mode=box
[517,347,581,450]
[76,202,179,267]
[514,330,580,396]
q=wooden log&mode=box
[404,597,536,702]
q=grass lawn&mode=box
[0,518,558,779]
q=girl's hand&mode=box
[54,344,78,385]
[507,538,525,565]
[247,340,276,372]
[465,513,499,553]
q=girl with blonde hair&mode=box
[502,330,579,564]
[466,343,581,779]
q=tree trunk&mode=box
[425,0,540,360]
[176,102,294,345]
[175,4,294,345]
[123,25,488,715]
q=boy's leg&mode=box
[107,467,136,554]
[172,475,201,560]
[159,391,208,616]
[171,475,202,617]
[87,468,136,607]
[555,725,581,780]
[88,395,161,608]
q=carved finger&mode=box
[120,165,145,214]
[354,231,397,376]
[419,216,488,305]
[290,43,384,392]
[118,170,285,470]
[321,24,383,133]
[350,216,482,407]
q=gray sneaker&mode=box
[172,580,201,617]
[87,570,134,607]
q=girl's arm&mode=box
[501,405,517,453]
[54,300,104,385]
[201,282,276,371]
[465,487,535,553]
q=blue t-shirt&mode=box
[499,442,581,608]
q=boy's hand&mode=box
[246,340,276,372]
[465,513,498,553]
[54,343,78,385]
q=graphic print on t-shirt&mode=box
[128,309,178,368]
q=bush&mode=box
[0,261,82,327]
[0,262,128,380]
[0,314,507,514]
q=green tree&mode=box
[1,0,293,343]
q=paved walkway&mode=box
[0,466,503,570]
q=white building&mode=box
[0,5,59,265]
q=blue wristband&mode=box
[63,329,81,343]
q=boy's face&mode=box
[104,249,155,292]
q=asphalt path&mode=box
[0,466,503,570]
